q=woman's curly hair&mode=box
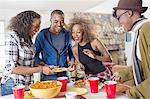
[68,18,95,43]
[8,10,41,44]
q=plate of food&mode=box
[53,68,68,73]
[67,87,88,95]
[53,67,74,73]
[67,67,74,72]
[73,80,87,88]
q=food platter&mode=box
[53,67,74,73]
[53,68,67,72]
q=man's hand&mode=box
[48,65,59,69]
[42,65,59,75]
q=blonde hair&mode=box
[68,18,95,42]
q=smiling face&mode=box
[50,14,64,34]
[72,24,84,43]
[116,10,133,31]
[30,18,41,38]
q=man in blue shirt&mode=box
[34,9,74,81]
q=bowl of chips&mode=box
[29,81,62,98]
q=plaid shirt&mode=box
[1,31,35,88]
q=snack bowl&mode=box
[29,81,62,98]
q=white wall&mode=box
[86,0,150,18]
[0,9,52,31]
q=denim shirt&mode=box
[34,28,74,80]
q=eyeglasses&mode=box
[116,11,128,20]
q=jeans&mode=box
[1,78,15,96]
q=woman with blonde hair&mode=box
[69,18,112,81]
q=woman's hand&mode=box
[68,59,75,68]
[112,72,121,82]
[83,49,96,59]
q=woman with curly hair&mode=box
[69,18,112,81]
[1,10,53,96]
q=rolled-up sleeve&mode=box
[5,35,18,74]
[126,77,150,99]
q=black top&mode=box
[78,42,106,74]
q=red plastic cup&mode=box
[104,81,117,99]
[12,85,25,99]
[57,77,68,92]
[88,77,99,93]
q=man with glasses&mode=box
[115,10,128,21]
[112,0,150,98]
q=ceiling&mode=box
[0,0,106,12]
[0,0,149,15]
